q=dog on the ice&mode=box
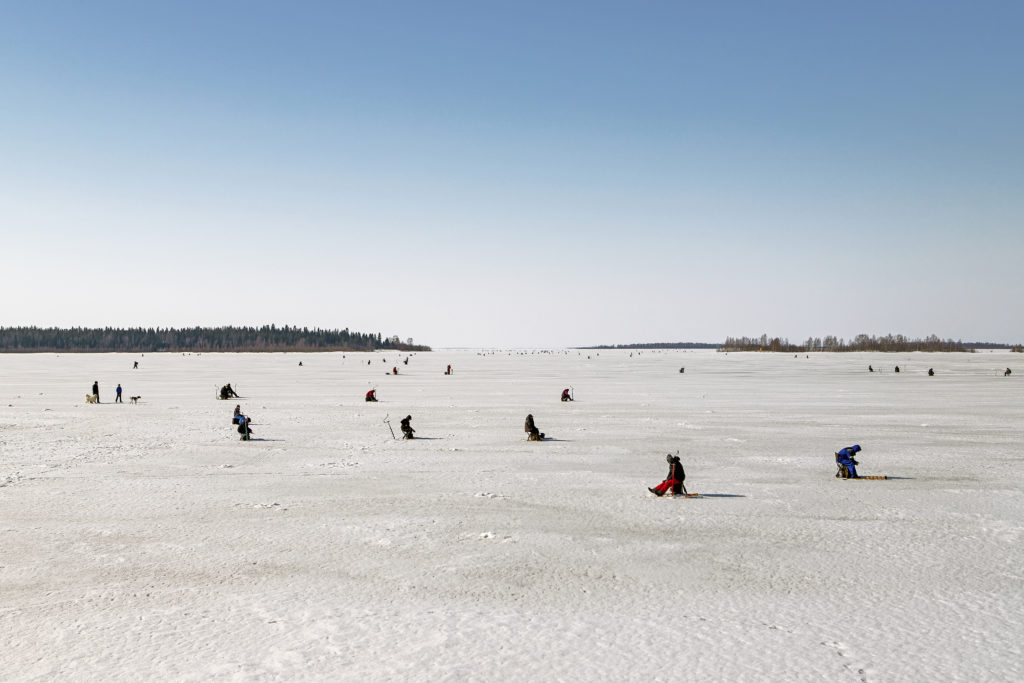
[85,394,98,404]
[130,396,141,404]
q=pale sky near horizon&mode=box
[1,1,1021,348]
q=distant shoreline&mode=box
[574,343,720,350]
[578,338,1022,353]
[0,325,431,354]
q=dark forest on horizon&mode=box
[0,326,431,353]
[0,328,1020,354]
[578,342,719,350]
[583,335,1021,353]
[721,334,1021,353]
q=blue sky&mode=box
[1,1,1021,347]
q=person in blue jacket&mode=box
[236,414,254,440]
[835,445,862,478]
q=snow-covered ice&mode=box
[1,349,1021,681]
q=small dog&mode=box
[85,394,98,404]
[130,396,141,404]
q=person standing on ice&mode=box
[834,445,861,478]
[91,381,99,403]
[115,384,123,403]
[649,454,685,496]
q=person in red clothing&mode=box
[649,454,685,496]
[365,389,377,402]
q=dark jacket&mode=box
[668,458,684,493]
[668,459,684,482]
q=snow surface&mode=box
[1,349,1021,682]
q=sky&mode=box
[1,1,1021,348]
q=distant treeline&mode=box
[0,326,431,353]
[578,342,720,350]
[719,334,1005,353]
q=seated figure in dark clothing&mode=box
[525,414,544,441]
[649,454,685,496]
[236,415,254,440]
[400,415,415,439]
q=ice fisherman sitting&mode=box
[835,445,862,479]
[237,415,254,440]
[649,454,685,496]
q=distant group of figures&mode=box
[236,380,574,444]
[212,362,932,488]
[86,381,135,404]
[868,365,1013,376]
[211,370,897,493]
